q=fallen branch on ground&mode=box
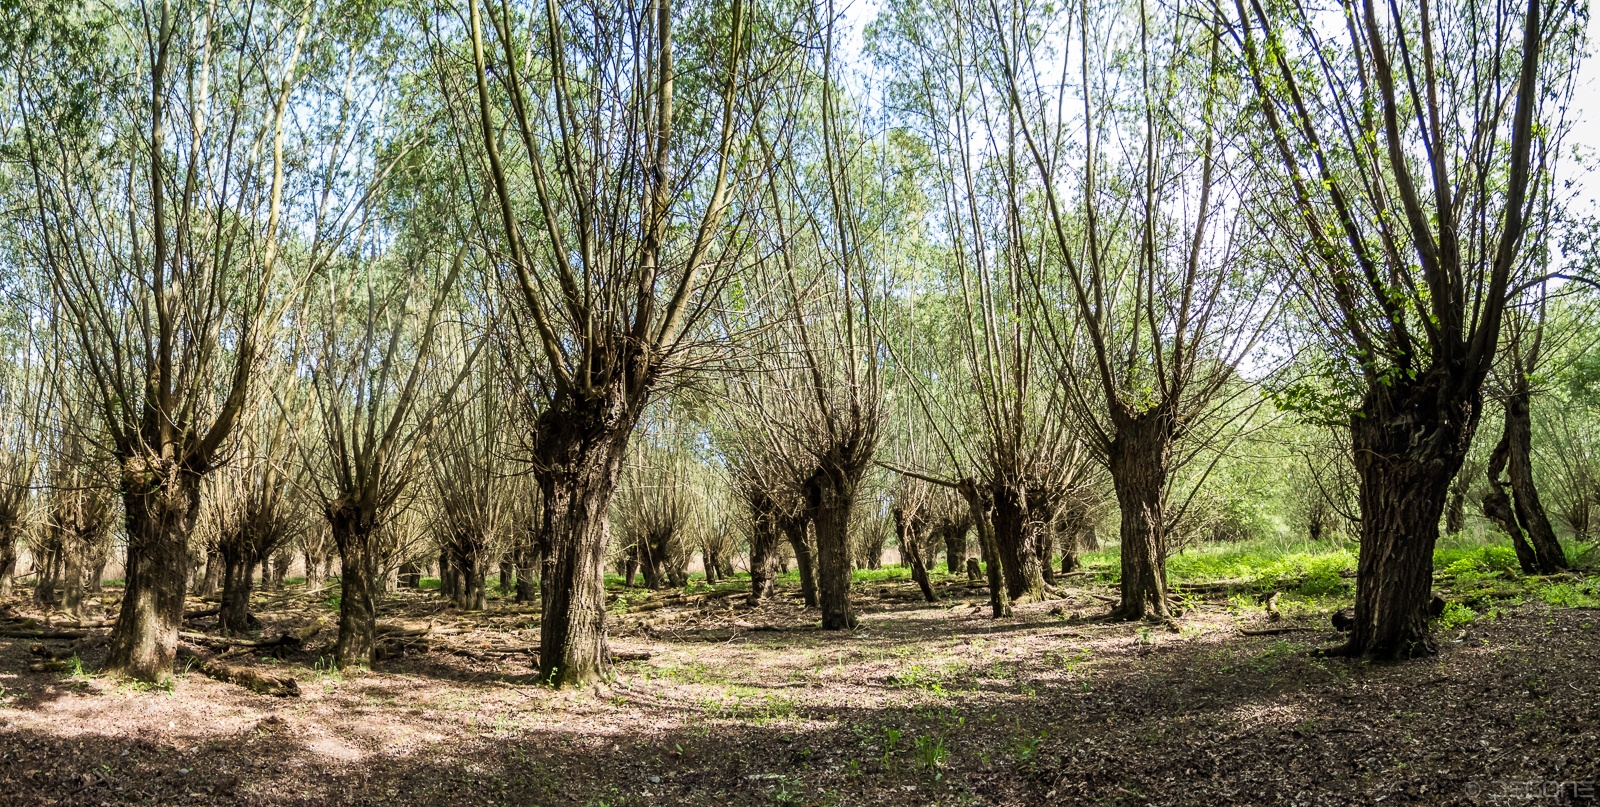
[177,644,300,696]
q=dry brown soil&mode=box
[1,577,1597,806]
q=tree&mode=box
[11,0,317,679]
[993,0,1275,620]
[1230,0,1583,656]
[305,238,478,668]
[459,0,781,685]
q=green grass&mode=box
[418,577,441,590]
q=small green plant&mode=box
[1136,626,1154,645]
[312,655,344,682]
[882,727,902,751]
[913,734,949,772]
[1009,729,1047,763]
[322,594,341,610]
[1533,582,1600,608]
[1433,601,1479,630]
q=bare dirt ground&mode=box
[2,575,1597,807]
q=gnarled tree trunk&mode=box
[778,513,817,608]
[106,461,202,682]
[218,542,257,636]
[330,501,379,669]
[1502,389,1568,573]
[958,479,1011,618]
[989,483,1047,602]
[893,507,938,603]
[748,512,779,604]
[1338,374,1480,660]
[528,388,639,689]
[1105,409,1173,622]
[805,469,858,630]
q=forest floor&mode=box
[2,552,1599,807]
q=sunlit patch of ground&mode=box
[2,570,1598,806]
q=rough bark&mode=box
[805,470,858,630]
[779,514,818,608]
[329,502,378,669]
[106,461,202,682]
[958,479,1011,618]
[514,531,539,602]
[1056,521,1080,574]
[447,533,488,610]
[398,560,422,589]
[219,547,257,636]
[34,537,62,608]
[989,483,1047,602]
[87,552,108,594]
[1105,409,1174,622]
[940,524,968,574]
[499,559,515,595]
[1335,373,1479,660]
[196,549,222,598]
[62,535,85,620]
[1502,390,1568,572]
[1039,520,1057,586]
[528,389,638,689]
[0,532,17,600]
[748,512,779,604]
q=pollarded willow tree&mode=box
[305,235,480,668]
[1230,0,1584,657]
[983,0,1276,620]
[7,0,326,679]
[456,0,791,684]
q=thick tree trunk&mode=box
[106,464,202,682]
[219,547,256,636]
[528,388,639,689]
[196,549,221,598]
[268,552,291,590]
[35,538,62,608]
[958,480,1011,618]
[330,505,378,669]
[780,515,818,608]
[942,526,966,574]
[62,536,86,620]
[398,560,421,589]
[448,538,488,610]
[805,471,858,630]
[303,549,325,589]
[499,559,515,595]
[0,529,17,600]
[748,515,778,604]
[536,477,619,688]
[1337,374,1479,660]
[990,483,1047,602]
[1039,520,1057,586]
[1503,391,1568,572]
[1106,410,1174,622]
[514,533,539,602]
[87,552,108,594]
[1058,508,1084,574]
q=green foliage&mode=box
[1433,602,1480,630]
[1161,537,1357,596]
[913,734,948,771]
[1437,544,1520,578]
[1532,582,1600,609]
